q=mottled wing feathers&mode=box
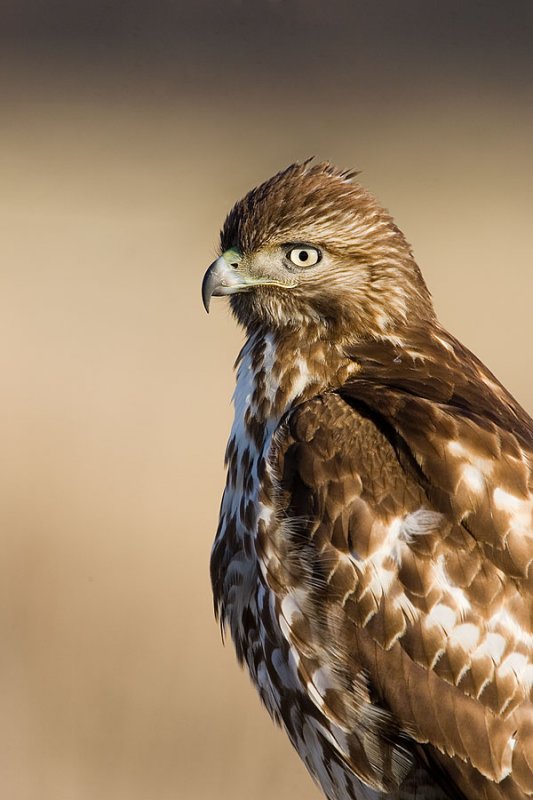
[263,394,449,796]
[267,331,533,798]
[344,326,533,582]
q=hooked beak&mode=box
[201,255,254,313]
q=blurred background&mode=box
[1,2,532,798]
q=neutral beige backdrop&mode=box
[1,7,532,797]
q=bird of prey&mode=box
[202,161,533,799]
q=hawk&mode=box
[202,161,533,799]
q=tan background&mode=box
[1,3,532,798]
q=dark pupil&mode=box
[299,251,309,262]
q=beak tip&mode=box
[201,274,212,313]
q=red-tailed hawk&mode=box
[202,161,533,799]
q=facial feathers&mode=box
[220,160,435,338]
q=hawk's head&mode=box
[202,161,435,341]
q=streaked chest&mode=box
[211,332,313,646]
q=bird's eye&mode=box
[287,246,321,268]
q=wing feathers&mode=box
[269,341,533,797]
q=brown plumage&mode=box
[203,161,533,800]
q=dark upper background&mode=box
[1,3,532,799]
